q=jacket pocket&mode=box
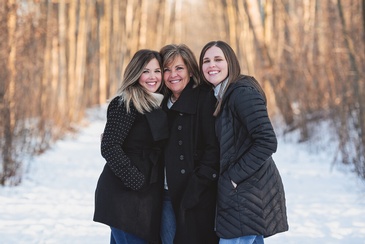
[217,172,240,212]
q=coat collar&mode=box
[221,75,250,104]
[145,108,169,141]
[163,79,199,114]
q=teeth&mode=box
[146,82,156,85]
[209,71,219,75]
[170,80,180,84]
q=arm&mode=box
[101,97,145,190]
[228,86,277,185]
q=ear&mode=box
[190,73,193,77]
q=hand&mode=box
[231,180,237,188]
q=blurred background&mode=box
[1,0,364,186]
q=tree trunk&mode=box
[243,0,294,126]
[337,0,365,176]
[0,0,18,185]
[74,0,88,121]
[57,0,67,125]
[67,0,77,121]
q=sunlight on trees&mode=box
[0,0,364,185]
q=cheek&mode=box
[138,76,144,85]
[163,78,170,87]
[140,74,149,82]
[202,65,208,74]
[203,74,208,81]
[202,68,209,79]
[223,65,229,76]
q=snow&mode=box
[1,106,365,244]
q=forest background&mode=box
[1,0,364,186]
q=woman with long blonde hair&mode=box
[94,49,169,244]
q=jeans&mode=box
[110,227,147,244]
[160,190,176,244]
[219,235,264,244]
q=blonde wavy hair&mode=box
[116,49,163,114]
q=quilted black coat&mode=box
[215,76,289,238]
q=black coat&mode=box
[215,76,289,238]
[93,96,168,243]
[162,81,220,244]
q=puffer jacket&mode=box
[215,76,289,238]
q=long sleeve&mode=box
[228,85,277,184]
[101,97,145,190]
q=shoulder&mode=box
[230,76,263,100]
[197,84,216,104]
[107,96,137,116]
[198,83,213,92]
[196,83,214,98]
[108,96,121,106]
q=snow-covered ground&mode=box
[1,106,364,244]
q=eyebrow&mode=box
[144,67,161,70]
[165,63,185,68]
[205,56,223,59]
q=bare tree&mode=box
[2,0,365,185]
[0,0,19,185]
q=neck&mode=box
[171,93,179,103]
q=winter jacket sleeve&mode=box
[101,97,145,190]
[228,85,277,185]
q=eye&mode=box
[176,66,184,71]
[203,59,210,64]
[142,70,149,73]
[155,69,161,73]
[163,68,170,73]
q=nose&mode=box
[170,69,178,78]
[149,72,157,80]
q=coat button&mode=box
[178,140,183,146]
[179,155,184,160]
[177,125,182,130]
[180,169,186,174]
[212,174,217,178]
[179,113,183,116]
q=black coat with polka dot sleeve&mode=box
[100,96,145,190]
[94,95,169,243]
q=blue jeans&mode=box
[220,235,264,244]
[160,190,176,244]
[110,227,147,244]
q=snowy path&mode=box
[1,107,365,244]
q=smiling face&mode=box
[202,46,229,87]
[163,55,190,99]
[138,58,162,93]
